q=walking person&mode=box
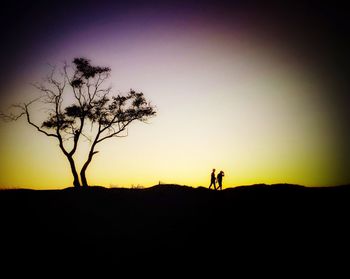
[217,171,225,190]
[209,169,216,190]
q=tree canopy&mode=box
[1,57,156,187]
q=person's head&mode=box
[212,168,216,172]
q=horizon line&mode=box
[1,182,349,191]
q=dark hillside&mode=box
[1,184,349,269]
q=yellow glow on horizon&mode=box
[0,21,344,189]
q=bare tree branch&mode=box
[24,103,58,138]
[96,119,134,143]
[0,111,25,121]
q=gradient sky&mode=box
[0,1,349,189]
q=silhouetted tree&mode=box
[1,58,156,187]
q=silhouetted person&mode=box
[217,171,225,190]
[209,169,216,190]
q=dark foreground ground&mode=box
[1,184,349,273]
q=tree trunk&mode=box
[80,157,91,187]
[80,167,89,188]
[67,155,81,188]
[80,163,90,187]
[80,150,97,187]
